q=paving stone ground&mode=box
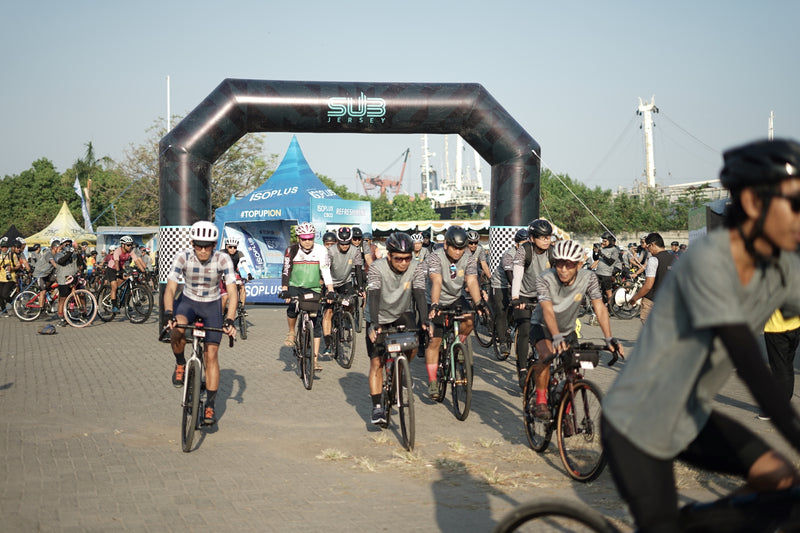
[1,302,797,532]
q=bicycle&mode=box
[608,268,643,320]
[232,278,248,340]
[289,293,321,390]
[61,275,98,327]
[492,487,800,532]
[491,301,535,362]
[96,269,154,324]
[328,292,357,369]
[433,306,474,421]
[165,321,234,453]
[376,325,418,450]
[523,341,618,482]
[472,288,495,350]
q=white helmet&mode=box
[224,236,240,247]
[190,221,219,243]
[296,222,315,238]
[411,233,424,243]
[49,237,61,247]
[552,240,584,262]
[120,235,134,245]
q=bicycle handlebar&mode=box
[160,322,235,348]
[538,341,618,368]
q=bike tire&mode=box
[492,498,619,533]
[353,296,362,333]
[577,295,590,318]
[435,356,448,403]
[523,367,553,452]
[451,343,473,421]
[125,283,153,324]
[96,285,116,322]
[492,322,514,361]
[336,311,356,369]
[63,289,97,328]
[473,306,494,348]
[13,291,42,321]
[181,359,202,453]
[300,321,314,390]
[557,379,606,482]
[397,356,415,450]
[238,306,248,340]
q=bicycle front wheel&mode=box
[557,379,606,482]
[125,283,153,324]
[299,321,314,390]
[336,312,356,369]
[473,307,494,348]
[181,359,202,453]
[63,289,97,328]
[237,305,248,340]
[451,343,473,421]
[492,498,619,533]
[96,285,116,322]
[397,356,415,450]
[13,291,42,321]
[523,368,553,452]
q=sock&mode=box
[371,394,382,407]
[536,389,547,404]
[206,390,217,409]
[426,363,438,382]
[324,335,332,349]
[174,352,186,365]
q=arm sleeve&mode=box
[368,289,381,325]
[413,288,428,322]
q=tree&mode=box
[390,194,440,221]
[0,158,73,235]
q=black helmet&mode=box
[336,227,352,244]
[322,231,336,243]
[385,232,413,254]
[351,226,363,239]
[528,218,553,238]
[601,231,616,242]
[514,229,529,243]
[720,139,800,192]
[445,226,469,249]
[466,230,480,244]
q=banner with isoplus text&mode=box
[310,198,372,237]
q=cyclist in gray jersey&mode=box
[527,240,623,420]
[510,218,554,389]
[424,226,486,399]
[490,228,528,356]
[411,233,428,264]
[365,233,428,425]
[595,230,623,305]
[466,230,491,282]
[322,227,364,357]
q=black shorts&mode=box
[430,296,473,338]
[597,274,614,292]
[104,268,124,283]
[366,312,417,360]
[529,324,578,360]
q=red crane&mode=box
[357,148,410,197]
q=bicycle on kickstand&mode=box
[165,321,235,453]
[433,306,475,421]
[289,294,321,391]
[328,292,357,369]
[97,269,154,324]
[493,486,800,533]
[523,341,619,482]
[376,325,419,450]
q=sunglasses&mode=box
[554,259,579,269]
[226,245,237,250]
[299,236,315,241]
[771,192,800,213]
[449,263,457,279]
[391,254,412,263]
[193,243,214,250]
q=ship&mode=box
[420,134,490,219]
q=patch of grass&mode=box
[433,457,467,473]
[477,438,503,449]
[316,448,349,461]
[391,449,423,464]
[371,433,390,445]
[353,456,378,472]
[481,466,516,487]
[447,440,467,455]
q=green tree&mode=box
[390,194,440,221]
[0,158,73,235]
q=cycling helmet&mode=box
[411,233,424,243]
[336,226,352,244]
[720,138,800,192]
[120,235,134,245]
[514,229,529,243]
[189,221,219,244]
[30,243,40,252]
[385,232,413,254]
[322,231,337,244]
[351,226,363,239]
[224,237,240,247]
[466,230,480,244]
[49,237,61,247]
[363,232,373,240]
[445,226,469,249]
[552,240,584,262]
[296,222,315,238]
[0,237,7,247]
[601,231,616,243]
[13,237,25,247]
[528,218,553,238]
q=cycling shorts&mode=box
[366,312,417,360]
[174,294,224,345]
[596,274,614,293]
[104,268,125,283]
[430,296,473,338]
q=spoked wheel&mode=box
[577,295,590,318]
[492,323,514,361]
[13,291,42,321]
[609,286,640,320]
[181,360,202,453]
[523,368,553,452]
[237,305,248,340]
[353,295,363,333]
[381,364,394,429]
[557,379,606,482]
[336,312,356,369]
[451,344,473,421]
[96,285,116,322]
[63,289,97,327]
[492,498,619,533]
[299,323,314,390]
[125,283,153,324]
[397,356,415,450]
[435,357,448,403]
[473,306,494,348]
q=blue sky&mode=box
[2,1,798,196]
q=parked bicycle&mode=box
[523,340,618,482]
[433,306,474,421]
[327,292,357,369]
[376,325,418,450]
[96,269,154,323]
[288,293,321,390]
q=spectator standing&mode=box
[628,232,675,324]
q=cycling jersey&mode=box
[511,242,550,298]
[427,247,478,307]
[490,245,516,290]
[595,244,622,277]
[365,257,427,325]
[167,249,235,302]
[532,268,602,336]
[281,243,332,292]
[327,245,363,288]
[108,247,141,271]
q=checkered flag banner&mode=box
[158,226,191,284]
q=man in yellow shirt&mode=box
[759,309,800,420]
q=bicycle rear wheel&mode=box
[96,285,116,322]
[557,379,605,482]
[353,295,362,333]
[397,356,415,450]
[492,498,619,533]
[299,321,314,390]
[125,283,153,324]
[473,307,494,348]
[523,368,553,452]
[63,289,97,328]
[451,343,472,421]
[13,291,42,321]
[237,305,248,340]
[435,356,448,403]
[181,359,202,453]
[336,312,356,369]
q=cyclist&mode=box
[411,232,428,264]
[106,235,148,313]
[163,221,237,426]
[31,238,60,310]
[466,230,491,283]
[53,239,84,327]
[510,218,553,389]
[424,226,487,399]
[595,230,623,306]
[278,222,334,372]
[0,237,24,315]
[602,139,800,532]
[221,236,251,314]
[527,240,623,419]
[489,228,528,356]
[366,232,428,424]
[321,226,364,358]
[322,231,337,249]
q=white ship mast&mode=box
[637,96,658,188]
[455,136,464,191]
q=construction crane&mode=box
[357,148,410,197]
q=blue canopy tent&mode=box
[214,136,341,303]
